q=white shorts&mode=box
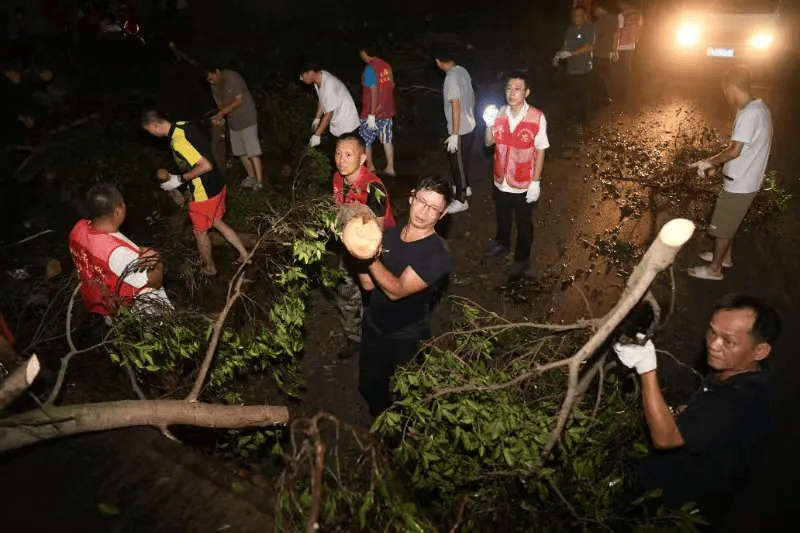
[229,125,262,157]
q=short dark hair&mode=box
[712,293,782,346]
[432,43,459,64]
[141,109,169,128]
[505,70,529,90]
[204,65,222,75]
[85,183,124,220]
[416,175,452,206]
[298,61,323,76]
[336,133,366,152]
[722,66,752,94]
[360,43,381,59]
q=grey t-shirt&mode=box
[443,66,476,135]
[211,70,257,131]
[593,13,620,59]
[565,23,595,75]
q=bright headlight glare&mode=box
[750,32,773,49]
[676,24,700,46]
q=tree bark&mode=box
[0,400,289,453]
[0,354,40,411]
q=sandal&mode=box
[698,251,733,268]
[687,265,723,281]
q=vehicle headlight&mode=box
[750,32,773,50]
[676,24,700,46]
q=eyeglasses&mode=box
[413,194,445,214]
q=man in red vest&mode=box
[483,72,550,280]
[358,45,396,177]
[332,134,395,358]
[69,183,172,317]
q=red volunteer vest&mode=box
[492,106,543,189]
[620,7,643,47]
[361,58,395,120]
[68,219,142,316]
[332,167,396,228]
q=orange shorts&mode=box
[188,186,227,232]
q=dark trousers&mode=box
[592,58,613,105]
[359,317,426,417]
[566,72,590,124]
[615,49,635,99]
[210,120,227,178]
[448,129,475,202]
[493,187,536,263]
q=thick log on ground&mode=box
[0,354,40,411]
[0,400,290,453]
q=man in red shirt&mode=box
[358,44,396,177]
[484,72,549,280]
[332,134,395,358]
[69,183,171,317]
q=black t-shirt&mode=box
[637,370,771,516]
[168,121,223,201]
[365,227,450,339]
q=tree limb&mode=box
[0,354,40,411]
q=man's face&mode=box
[144,121,169,138]
[572,8,586,26]
[335,140,367,180]
[359,50,370,64]
[299,71,315,85]
[408,189,446,229]
[505,78,530,107]
[705,308,770,372]
[206,70,221,85]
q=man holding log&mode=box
[342,175,451,416]
[332,134,395,359]
[613,293,780,525]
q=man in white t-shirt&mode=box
[484,72,550,280]
[688,67,773,281]
[434,45,476,214]
[300,65,360,164]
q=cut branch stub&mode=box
[339,203,382,260]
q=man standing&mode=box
[142,110,250,277]
[358,45,396,176]
[332,134,395,358]
[483,72,549,280]
[206,66,264,189]
[69,183,172,317]
[554,7,595,126]
[613,293,780,525]
[616,0,643,100]
[434,46,476,214]
[688,67,772,281]
[299,65,360,165]
[592,1,621,106]
[353,176,451,416]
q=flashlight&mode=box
[483,104,499,126]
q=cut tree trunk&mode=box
[0,400,289,453]
[0,354,40,411]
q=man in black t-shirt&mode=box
[613,293,781,525]
[354,175,452,416]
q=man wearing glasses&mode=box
[355,176,452,416]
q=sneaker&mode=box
[447,199,469,214]
[484,243,510,258]
[241,176,260,188]
[509,261,530,280]
[451,185,473,197]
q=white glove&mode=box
[613,334,658,375]
[555,50,571,61]
[309,134,321,147]
[611,51,619,63]
[689,160,714,178]
[367,114,378,130]
[526,180,540,203]
[311,118,320,131]
[160,174,182,191]
[445,134,459,153]
[483,105,499,127]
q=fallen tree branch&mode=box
[44,283,82,406]
[0,354,40,411]
[0,400,289,453]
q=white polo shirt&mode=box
[316,71,360,137]
[722,99,772,194]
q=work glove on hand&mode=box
[367,114,378,130]
[309,134,321,148]
[689,160,714,178]
[483,105,499,127]
[611,51,619,63]
[526,180,541,203]
[160,174,182,191]
[556,50,571,61]
[613,334,658,374]
[445,134,459,153]
[311,118,320,132]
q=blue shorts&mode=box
[358,118,393,146]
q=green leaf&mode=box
[231,481,246,495]
[98,503,120,516]
[358,489,374,528]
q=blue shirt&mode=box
[565,23,595,75]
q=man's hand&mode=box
[309,135,321,148]
[555,50,571,61]
[311,118,320,132]
[211,113,225,126]
[689,160,715,178]
[135,247,161,272]
[613,335,658,374]
[445,134,459,153]
[611,51,619,63]
[526,181,541,203]
[160,174,182,191]
[367,114,378,131]
[483,105,499,127]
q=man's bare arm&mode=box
[533,148,545,180]
[367,261,429,301]
[358,272,374,291]
[706,141,744,166]
[214,94,243,121]
[450,98,461,135]
[370,85,378,115]
[569,43,594,56]
[641,371,685,449]
[182,156,213,181]
[315,112,333,136]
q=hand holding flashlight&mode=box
[483,104,499,127]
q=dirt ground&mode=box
[2,2,800,531]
